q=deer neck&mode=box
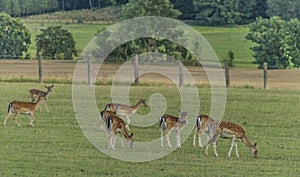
[121,128,131,140]
[241,135,254,148]
[131,102,142,112]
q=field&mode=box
[22,21,255,68]
[0,81,300,176]
[0,15,299,176]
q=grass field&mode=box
[0,82,300,176]
[22,21,255,68]
[0,13,297,176]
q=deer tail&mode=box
[159,116,167,130]
[7,102,15,114]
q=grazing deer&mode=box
[105,98,147,131]
[159,112,188,148]
[29,85,54,112]
[205,120,258,158]
[100,110,134,150]
[3,95,46,127]
[99,109,117,131]
[193,114,219,148]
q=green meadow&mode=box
[23,22,255,68]
[0,83,299,176]
[0,15,297,176]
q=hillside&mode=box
[21,10,255,68]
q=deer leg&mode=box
[107,128,111,148]
[125,115,131,131]
[109,131,116,150]
[3,112,12,127]
[234,141,239,158]
[121,133,125,148]
[207,131,220,156]
[43,100,49,113]
[13,112,22,127]
[28,113,35,127]
[166,130,173,148]
[193,133,196,147]
[212,141,219,157]
[176,129,181,148]
[160,129,164,147]
[39,100,44,112]
[228,136,237,157]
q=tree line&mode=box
[1,0,300,25]
[2,0,300,69]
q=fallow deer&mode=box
[105,98,147,131]
[100,110,134,150]
[206,120,258,158]
[193,114,219,148]
[159,111,188,148]
[4,95,46,127]
[29,85,54,112]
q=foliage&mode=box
[170,0,195,20]
[103,0,199,65]
[0,13,31,59]
[223,50,235,67]
[35,26,77,60]
[193,0,241,25]
[267,0,300,21]
[245,16,300,69]
[122,0,181,19]
[0,0,58,16]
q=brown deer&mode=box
[105,98,147,131]
[193,114,219,148]
[29,85,54,112]
[159,111,188,148]
[100,110,134,150]
[206,120,258,158]
[4,95,46,127]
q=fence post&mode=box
[38,53,43,83]
[87,55,92,86]
[263,62,268,89]
[178,62,183,87]
[134,55,139,86]
[225,62,230,88]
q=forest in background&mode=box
[0,0,299,25]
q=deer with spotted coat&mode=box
[159,111,188,148]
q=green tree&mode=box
[193,0,240,25]
[0,13,31,59]
[267,0,300,21]
[170,0,195,19]
[245,17,290,69]
[36,26,77,60]
[122,0,181,19]
[285,19,300,67]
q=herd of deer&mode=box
[3,85,54,127]
[100,99,258,158]
[2,85,257,158]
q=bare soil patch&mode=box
[0,60,299,90]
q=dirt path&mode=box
[0,60,299,90]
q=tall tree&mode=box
[36,26,77,60]
[0,13,31,59]
[170,0,195,20]
[267,0,300,21]
[122,0,181,19]
[193,0,240,25]
[246,17,290,69]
